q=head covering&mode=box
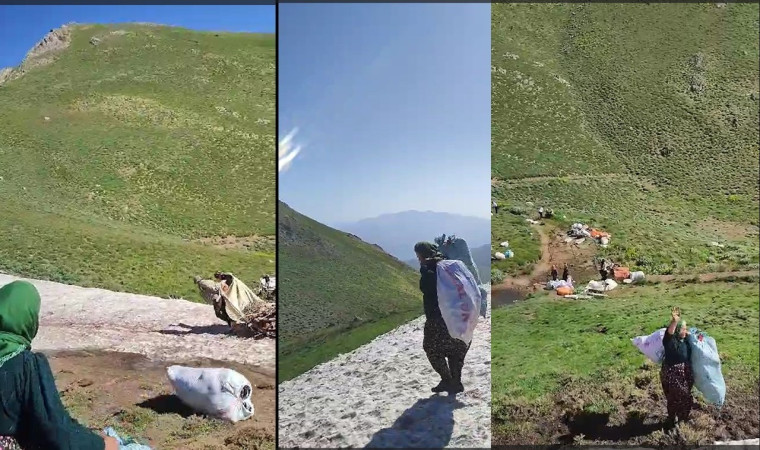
[414,241,441,259]
[0,280,41,367]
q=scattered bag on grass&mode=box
[632,328,666,363]
[630,271,645,283]
[103,427,152,450]
[494,252,506,260]
[500,241,509,248]
[613,267,631,281]
[166,366,255,422]
[556,286,574,296]
[436,259,481,344]
[687,328,726,406]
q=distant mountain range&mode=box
[404,243,491,283]
[335,210,490,262]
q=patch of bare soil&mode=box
[697,218,759,241]
[48,350,275,450]
[493,364,759,447]
[194,235,275,252]
[495,224,597,294]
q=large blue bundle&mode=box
[687,328,726,406]
[435,234,487,317]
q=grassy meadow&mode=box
[491,3,759,445]
[0,23,276,299]
[278,202,423,381]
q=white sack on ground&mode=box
[166,366,254,422]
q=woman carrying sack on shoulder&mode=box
[661,306,694,429]
[0,281,119,450]
[414,242,470,395]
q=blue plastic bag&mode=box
[687,328,726,407]
[103,427,153,450]
[435,234,488,317]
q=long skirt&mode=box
[423,318,470,383]
[0,436,21,450]
[660,362,694,421]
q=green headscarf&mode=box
[414,241,441,259]
[0,280,41,367]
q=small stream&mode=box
[492,286,528,308]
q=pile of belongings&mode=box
[547,278,574,296]
[235,301,277,339]
[493,241,514,260]
[568,223,611,246]
[632,327,726,406]
[435,234,488,318]
[585,278,618,293]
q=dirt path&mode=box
[278,292,492,448]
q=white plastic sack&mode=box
[630,271,645,283]
[436,260,481,344]
[500,241,509,248]
[688,330,726,406]
[494,252,506,260]
[632,328,665,363]
[586,280,606,292]
[166,366,254,422]
[604,279,618,291]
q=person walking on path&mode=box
[562,263,569,282]
[0,280,119,450]
[661,306,694,429]
[492,200,498,215]
[415,242,470,395]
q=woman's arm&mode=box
[22,353,109,450]
[666,306,680,335]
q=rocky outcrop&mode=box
[0,24,73,86]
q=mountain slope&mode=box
[491,3,759,276]
[338,211,490,261]
[0,23,275,298]
[278,202,422,380]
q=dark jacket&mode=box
[419,258,443,321]
[0,351,104,450]
[663,331,691,366]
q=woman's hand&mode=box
[103,435,120,450]
[671,306,681,322]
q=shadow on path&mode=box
[158,323,231,336]
[365,395,465,448]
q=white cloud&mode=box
[278,127,302,173]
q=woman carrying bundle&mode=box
[414,242,470,395]
[661,306,694,429]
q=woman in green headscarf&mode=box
[0,280,118,450]
[661,306,694,429]
[414,242,470,395]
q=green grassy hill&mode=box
[492,3,759,277]
[278,202,422,381]
[491,3,759,445]
[0,23,275,299]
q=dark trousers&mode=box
[423,318,471,384]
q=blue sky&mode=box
[0,5,275,68]
[279,3,491,225]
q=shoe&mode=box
[431,380,451,393]
[447,381,464,394]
